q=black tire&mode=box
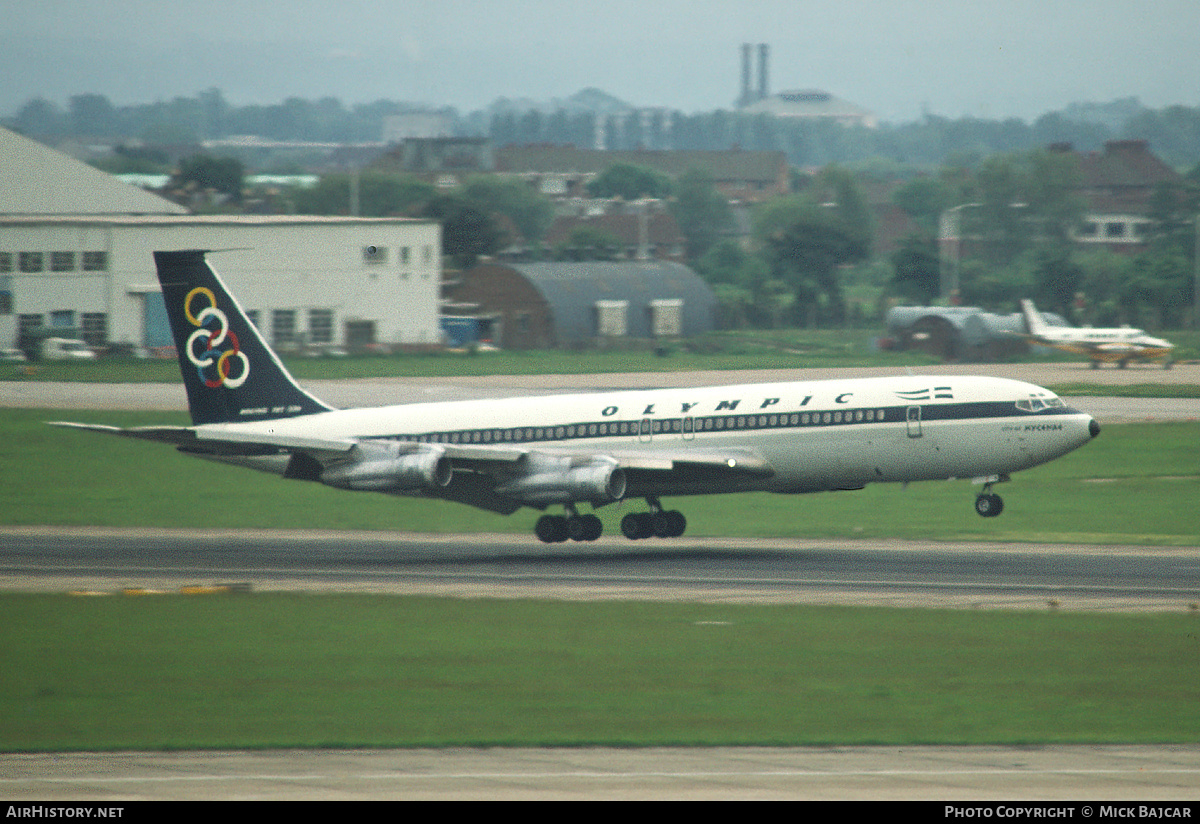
[974,493,1004,518]
[621,512,653,540]
[654,510,686,538]
[569,514,603,541]
[535,514,568,543]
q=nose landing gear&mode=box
[974,478,1007,518]
[974,492,1004,517]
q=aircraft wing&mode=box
[52,420,775,510]
[599,446,774,476]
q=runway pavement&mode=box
[4,745,1200,800]
[5,362,1200,421]
[4,527,1200,612]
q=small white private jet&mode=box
[54,251,1100,543]
[1020,299,1174,369]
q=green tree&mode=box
[293,173,434,216]
[587,163,673,200]
[422,194,504,268]
[90,144,171,175]
[755,198,869,326]
[1075,250,1132,324]
[1024,149,1086,243]
[13,97,64,135]
[972,153,1030,265]
[818,165,875,251]
[553,226,622,261]
[670,167,733,261]
[68,93,118,135]
[1032,249,1085,316]
[1123,249,1192,327]
[461,176,554,245]
[890,233,941,304]
[172,154,244,203]
[695,239,753,285]
[892,176,956,235]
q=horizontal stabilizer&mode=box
[49,421,197,445]
[51,420,356,458]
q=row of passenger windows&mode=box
[392,408,893,445]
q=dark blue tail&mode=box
[154,250,334,425]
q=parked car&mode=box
[42,338,96,361]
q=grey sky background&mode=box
[3,0,1198,124]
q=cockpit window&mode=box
[1016,397,1065,413]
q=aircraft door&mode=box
[682,415,695,441]
[639,417,653,443]
[906,405,923,438]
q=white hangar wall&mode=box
[0,216,441,350]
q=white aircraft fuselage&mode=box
[209,374,1095,496]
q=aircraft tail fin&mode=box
[1019,299,1049,336]
[154,249,334,425]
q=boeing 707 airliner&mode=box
[55,250,1100,542]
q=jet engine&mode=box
[496,456,626,505]
[320,442,452,492]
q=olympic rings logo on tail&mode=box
[184,287,250,389]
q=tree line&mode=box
[128,149,1200,332]
[7,89,1197,330]
[8,89,1200,170]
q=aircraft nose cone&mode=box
[1089,418,1101,439]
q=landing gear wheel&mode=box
[621,512,654,540]
[974,493,1004,518]
[568,513,603,542]
[653,510,687,538]
[535,514,569,543]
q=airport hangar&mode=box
[1,125,442,353]
[0,215,443,354]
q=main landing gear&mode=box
[535,505,603,543]
[533,498,688,543]
[620,497,687,540]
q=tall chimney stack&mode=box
[739,43,753,107]
[757,43,769,102]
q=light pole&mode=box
[940,203,978,302]
[1194,214,1199,329]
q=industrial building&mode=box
[734,43,878,129]
[1,126,441,354]
[443,261,716,349]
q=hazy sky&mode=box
[3,0,1199,124]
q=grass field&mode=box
[4,409,1197,544]
[5,326,1197,385]
[3,593,1199,751]
[3,406,1198,752]
[2,329,939,383]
